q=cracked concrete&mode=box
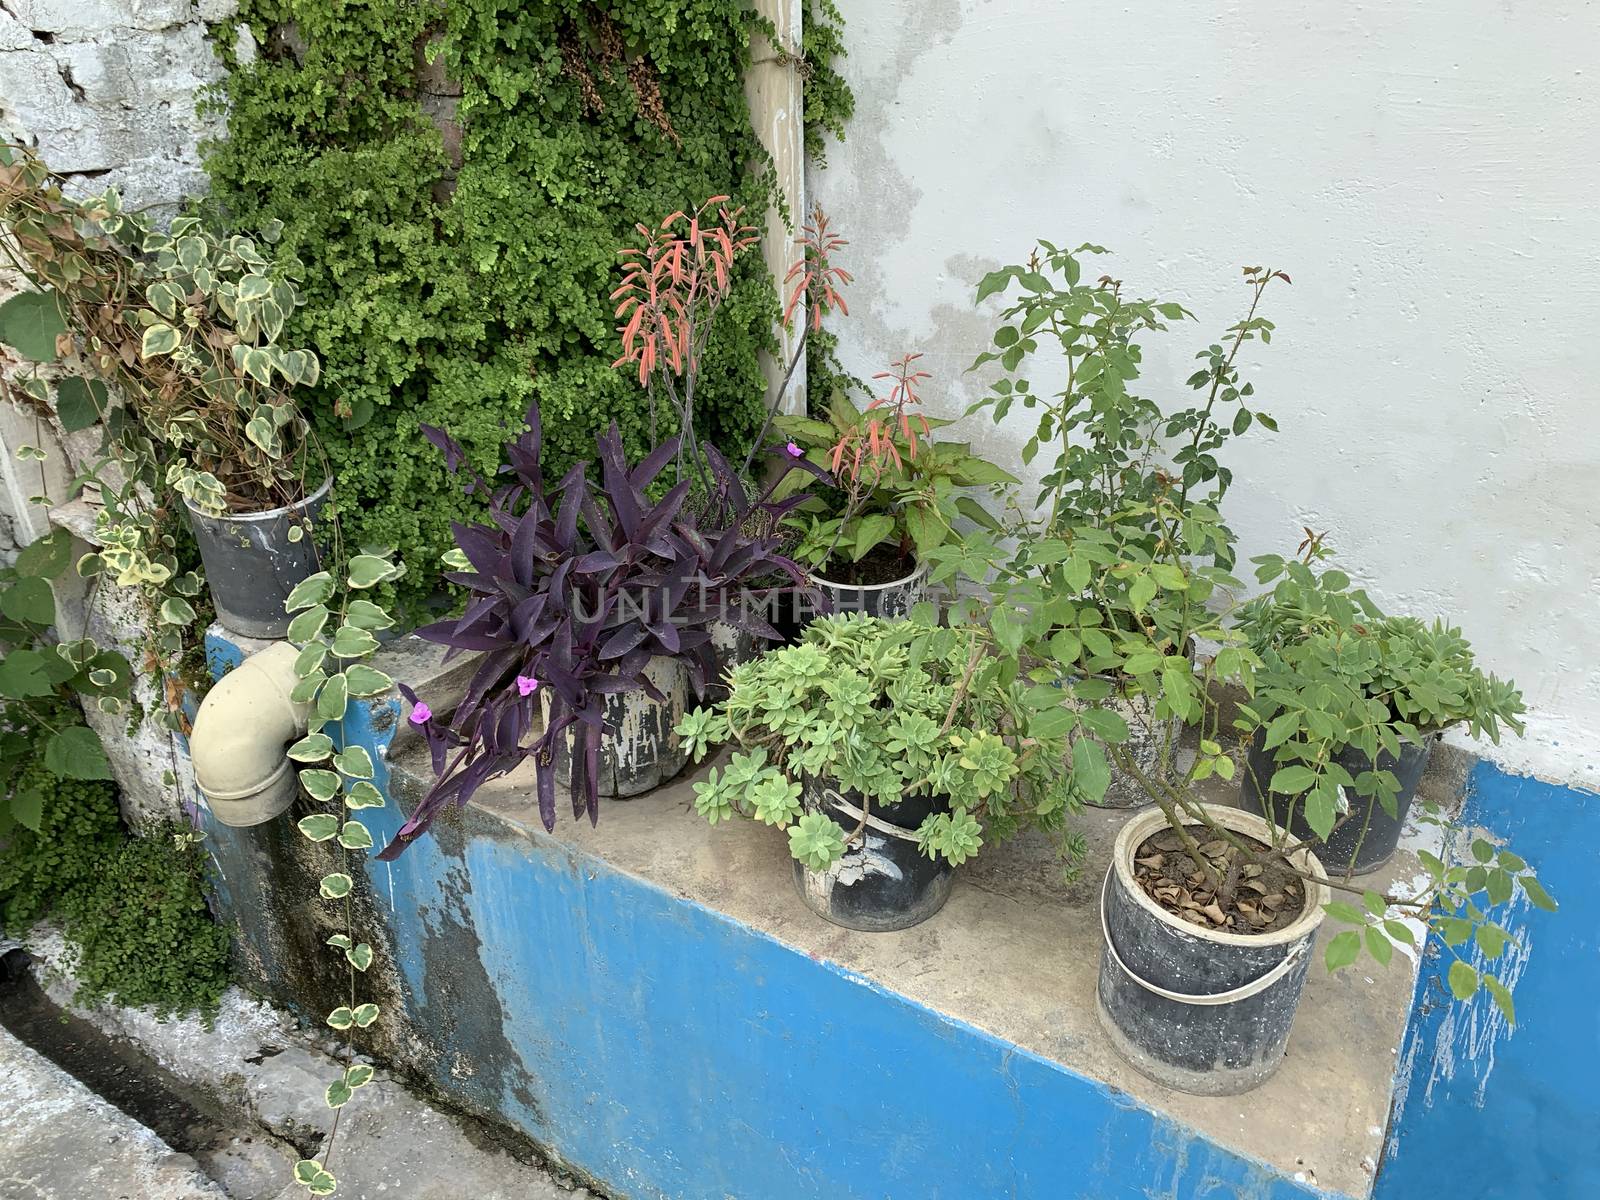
[19,932,596,1200]
[0,1024,226,1200]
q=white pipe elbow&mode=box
[191,641,311,827]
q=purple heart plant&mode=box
[379,403,816,859]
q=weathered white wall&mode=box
[811,1,1600,789]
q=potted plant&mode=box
[1233,547,1526,875]
[383,405,811,857]
[0,145,327,640]
[674,612,1081,931]
[976,487,1556,1096]
[951,242,1288,806]
[776,356,1017,619]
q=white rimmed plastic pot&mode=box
[185,476,331,639]
[809,559,928,620]
[1096,803,1330,1095]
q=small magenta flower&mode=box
[785,440,803,458]
[409,701,432,725]
[516,674,540,697]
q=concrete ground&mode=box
[460,742,1471,1200]
[0,1025,226,1200]
[12,933,594,1200]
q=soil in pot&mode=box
[1096,805,1328,1096]
[814,543,916,588]
[1131,829,1307,935]
[793,781,954,932]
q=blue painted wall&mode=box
[201,631,1334,1200]
[1376,762,1598,1200]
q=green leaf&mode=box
[352,1003,380,1028]
[325,934,352,951]
[1384,919,1417,946]
[290,670,326,705]
[1149,562,1188,591]
[326,1006,354,1030]
[334,746,373,778]
[331,625,380,659]
[1262,710,1299,750]
[1365,925,1394,966]
[1324,930,1362,971]
[1474,924,1511,960]
[297,813,339,842]
[345,1063,375,1089]
[54,377,109,432]
[1,577,55,625]
[1447,960,1478,1001]
[1072,736,1111,804]
[10,788,44,833]
[286,604,329,644]
[851,513,896,561]
[288,733,334,763]
[344,781,385,810]
[319,873,353,900]
[345,599,396,631]
[1028,706,1075,740]
[344,664,394,697]
[346,942,373,971]
[1128,573,1156,612]
[1483,974,1516,1025]
[1268,765,1317,795]
[284,572,334,613]
[14,530,72,579]
[140,323,182,358]
[0,291,68,360]
[338,820,373,850]
[316,672,349,722]
[1322,901,1366,924]
[347,555,397,589]
[158,597,197,625]
[0,651,54,698]
[1077,707,1130,743]
[294,642,329,679]
[1521,876,1558,912]
[325,1078,352,1109]
[44,726,112,780]
[300,769,340,802]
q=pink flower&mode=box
[409,701,432,725]
[785,441,803,458]
[516,674,540,697]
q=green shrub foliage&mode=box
[0,756,229,1019]
[204,1,851,618]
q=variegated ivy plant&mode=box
[280,550,404,1198]
[0,143,324,713]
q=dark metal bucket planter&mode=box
[792,778,953,932]
[1096,804,1329,1096]
[808,560,928,621]
[554,656,692,798]
[185,477,331,639]
[708,611,763,699]
[1240,728,1436,875]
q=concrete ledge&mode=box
[198,633,1447,1200]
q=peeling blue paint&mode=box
[1377,763,1599,1200]
[198,632,1337,1200]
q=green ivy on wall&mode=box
[203,1,852,619]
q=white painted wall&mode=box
[811,0,1600,789]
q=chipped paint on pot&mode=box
[184,476,331,639]
[1096,804,1329,1096]
[792,777,954,932]
[809,560,928,620]
[554,656,691,798]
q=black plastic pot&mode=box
[553,656,692,798]
[792,778,953,932]
[809,560,927,620]
[185,477,331,639]
[1096,805,1329,1096]
[1239,728,1435,875]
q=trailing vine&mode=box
[201,0,851,620]
[281,551,402,1197]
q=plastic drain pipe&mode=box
[190,642,310,827]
